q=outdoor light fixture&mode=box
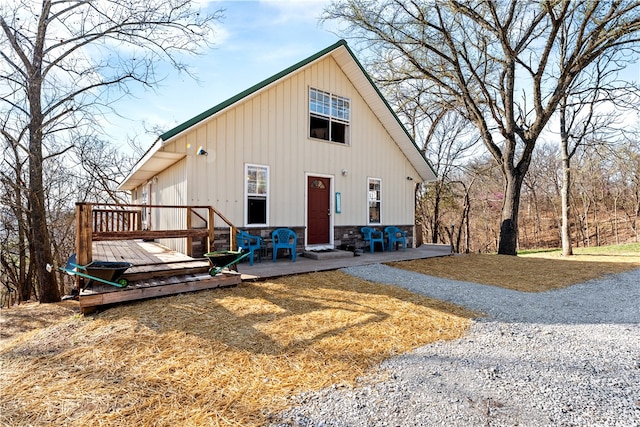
[406,176,413,181]
[342,169,348,176]
[197,146,208,156]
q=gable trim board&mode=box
[119,40,436,191]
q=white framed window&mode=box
[368,178,381,224]
[245,164,269,226]
[309,87,350,144]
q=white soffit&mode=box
[118,150,185,191]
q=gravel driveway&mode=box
[273,265,640,426]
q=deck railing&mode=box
[92,208,142,232]
[75,203,239,273]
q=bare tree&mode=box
[556,35,640,255]
[521,143,561,249]
[412,111,478,244]
[72,135,136,204]
[0,131,33,302]
[464,156,504,253]
[616,138,640,242]
[0,0,222,302]
[324,0,640,254]
[370,55,481,246]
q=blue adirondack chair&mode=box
[384,226,407,251]
[236,230,264,266]
[361,227,385,253]
[272,228,297,262]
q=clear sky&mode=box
[106,0,339,152]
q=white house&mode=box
[118,40,436,255]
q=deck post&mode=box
[75,203,93,290]
[230,225,237,251]
[208,207,215,252]
[415,224,422,248]
[186,207,193,257]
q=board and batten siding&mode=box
[160,55,420,230]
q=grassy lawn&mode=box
[1,244,637,426]
[518,242,640,256]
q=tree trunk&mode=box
[634,200,639,242]
[431,181,441,244]
[497,171,522,255]
[594,200,600,247]
[613,195,619,245]
[27,40,60,303]
[583,197,590,246]
[446,224,455,253]
[463,186,471,254]
[28,118,60,303]
[17,200,30,302]
[529,187,542,247]
[559,99,573,256]
[560,155,573,256]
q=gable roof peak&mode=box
[119,39,436,190]
[159,39,350,142]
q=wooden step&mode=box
[79,272,241,313]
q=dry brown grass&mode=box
[0,300,80,341]
[388,252,640,292]
[0,271,475,427]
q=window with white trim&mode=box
[368,178,381,224]
[245,164,269,226]
[309,88,350,144]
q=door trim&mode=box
[304,173,334,250]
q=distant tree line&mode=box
[418,138,640,253]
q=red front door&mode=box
[307,176,331,245]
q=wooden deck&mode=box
[93,240,211,278]
[70,203,455,313]
[78,240,241,313]
[78,239,453,313]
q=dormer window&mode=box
[309,88,350,144]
